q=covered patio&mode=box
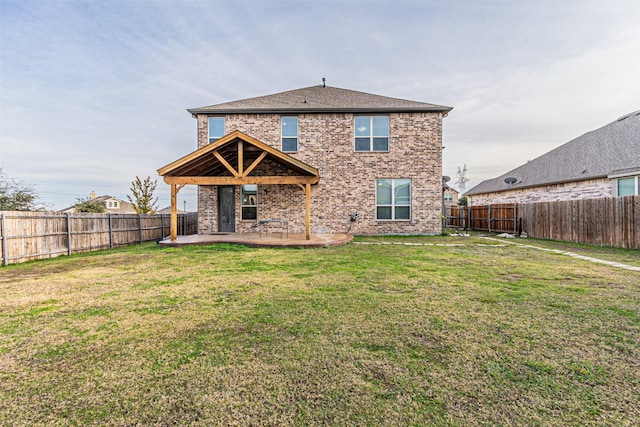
[157,130,330,243]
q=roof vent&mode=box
[322,77,326,88]
[504,177,518,188]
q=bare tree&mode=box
[128,176,158,214]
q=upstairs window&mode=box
[617,176,639,196]
[376,179,411,220]
[242,185,258,220]
[282,117,298,152]
[355,116,389,151]
[107,201,119,209]
[208,117,225,143]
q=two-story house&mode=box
[158,83,452,240]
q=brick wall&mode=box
[196,112,444,235]
[468,178,613,205]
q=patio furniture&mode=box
[258,219,289,239]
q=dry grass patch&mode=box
[1,237,639,426]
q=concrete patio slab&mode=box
[158,233,353,248]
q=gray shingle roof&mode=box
[188,85,452,115]
[466,110,640,196]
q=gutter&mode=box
[187,106,453,116]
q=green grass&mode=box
[1,236,639,426]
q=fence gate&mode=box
[446,203,521,234]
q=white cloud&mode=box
[1,0,639,207]
[443,17,640,189]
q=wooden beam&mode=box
[164,175,319,185]
[233,131,319,176]
[157,132,243,175]
[237,140,243,176]
[243,151,268,177]
[158,130,319,179]
[213,151,239,177]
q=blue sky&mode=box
[1,0,639,210]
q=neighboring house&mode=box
[60,193,137,214]
[443,185,459,207]
[158,83,452,237]
[157,206,185,215]
[465,110,640,205]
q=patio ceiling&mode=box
[157,130,319,185]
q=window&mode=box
[617,176,639,196]
[242,184,258,220]
[208,117,225,143]
[107,201,119,209]
[376,179,411,220]
[444,193,453,201]
[282,117,298,152]
[355,116,389,151]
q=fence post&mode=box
[513,204,517,235]
[161,214,165,238]
[109,214,113,249]
[66,213,72,255]
[1,213,7,266]
[488,205,492,232]
[139,215,143,244]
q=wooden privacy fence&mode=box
[446,204,521,234]
[520,195,639,249]
[0,211,198,265]
[446,195,640,249]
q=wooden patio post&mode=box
[170,184,178,241]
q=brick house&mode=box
[158,84,452,240]
[60,192,136,214]
[443,185,459,207]
[466,111,640,205]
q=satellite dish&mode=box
[443,176,451,183]
[504,177,518,188]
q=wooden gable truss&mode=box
[157,131,320,241]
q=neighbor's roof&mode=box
[187,85,452,115]
[58,195,133,213]
[466,110,640,196]
[94,195,127,203]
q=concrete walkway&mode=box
[478,236,640,272]
[354,238,640,273]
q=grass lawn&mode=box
[1,235,639,426]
